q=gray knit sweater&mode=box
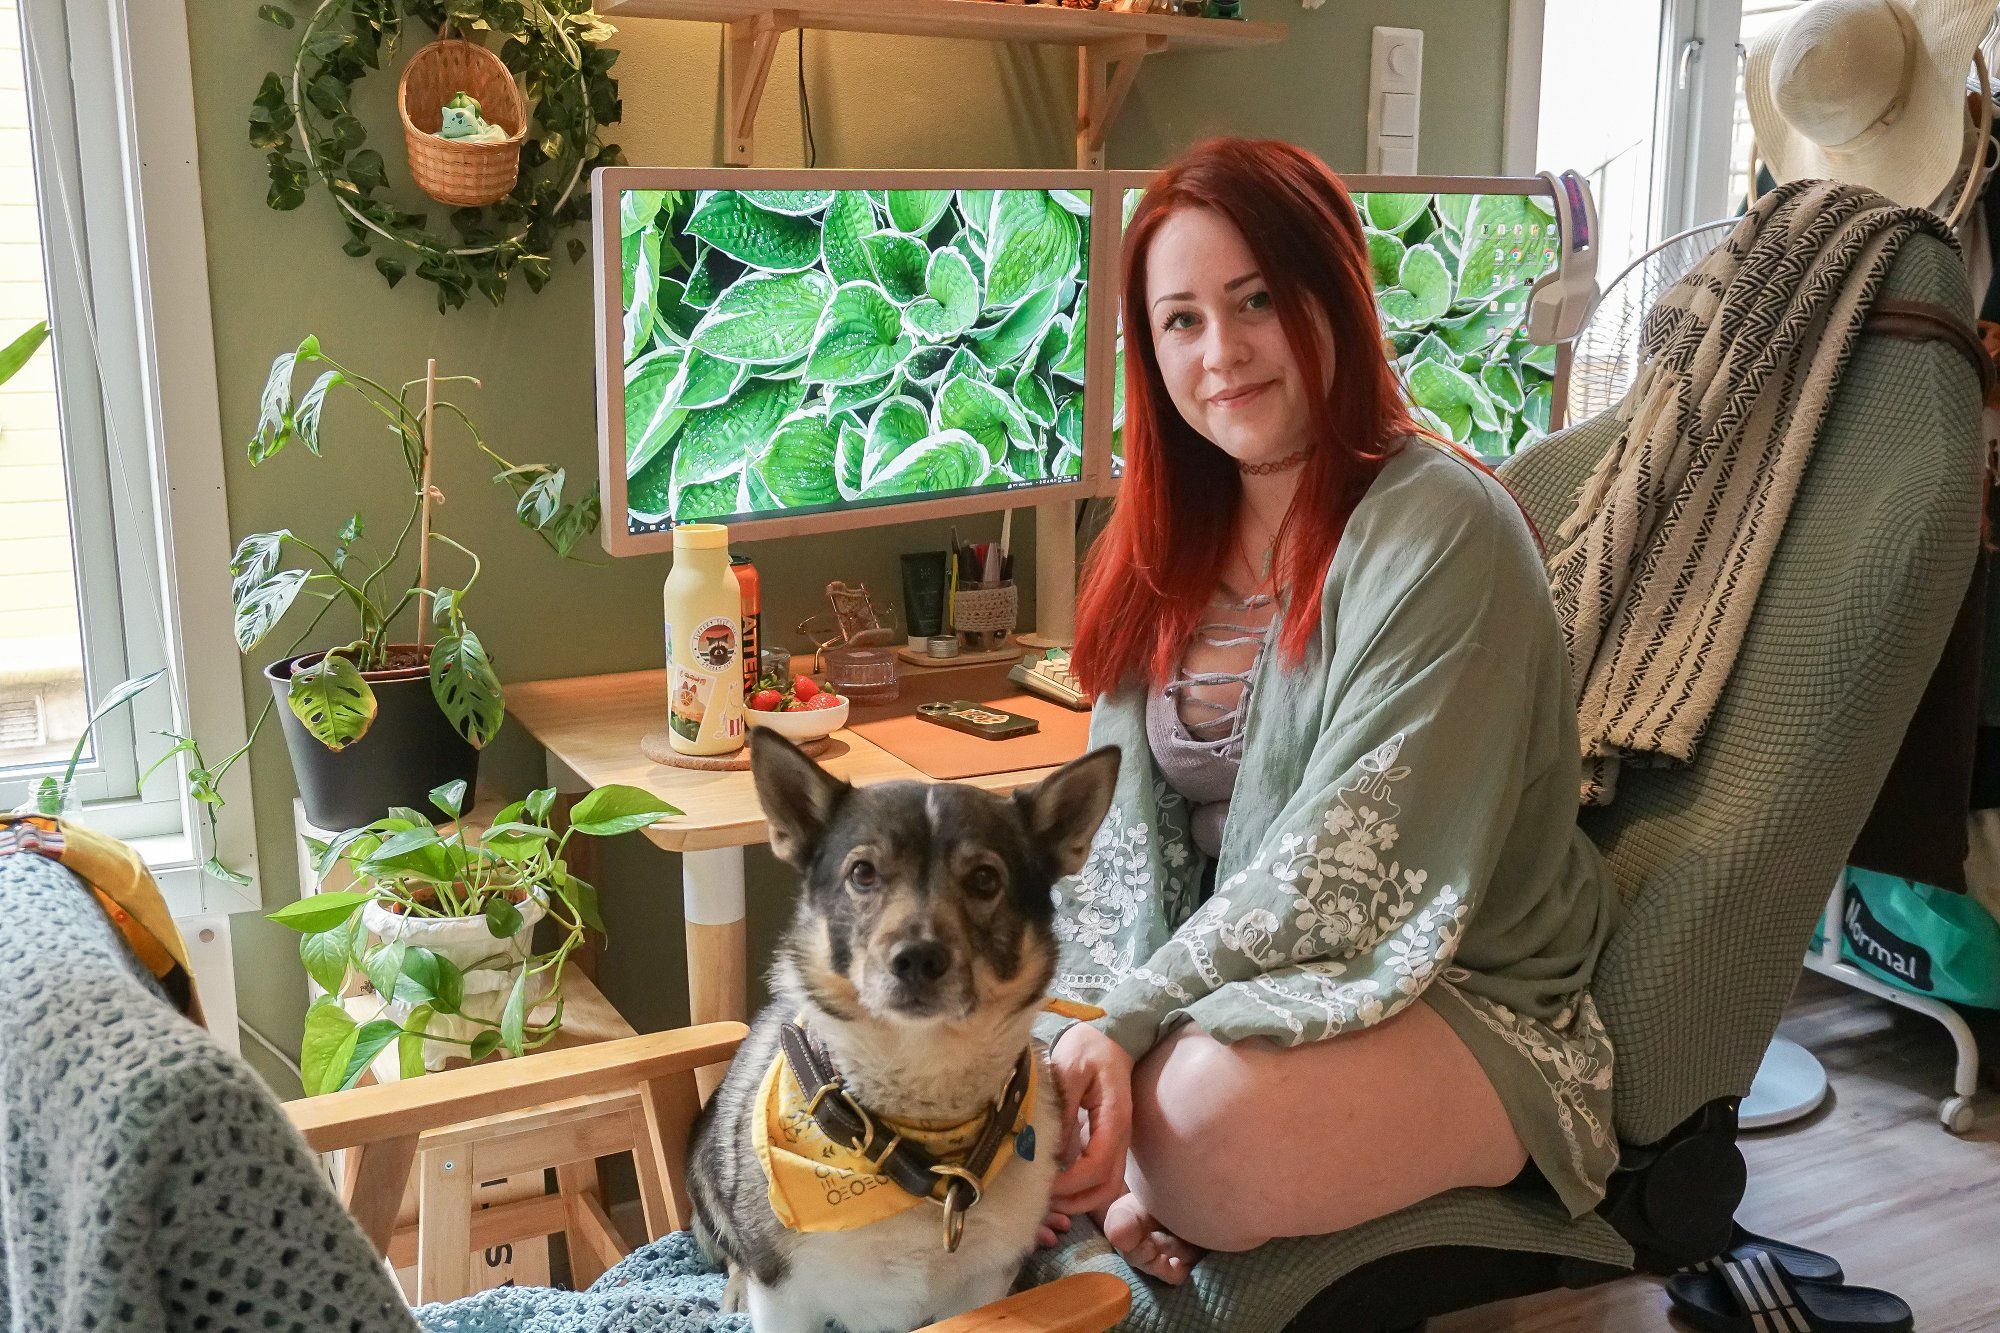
[0,851,414,1333]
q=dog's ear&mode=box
[1014,744,1121,880]
[751,729,849,870]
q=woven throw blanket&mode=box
[1549,179,1956,805]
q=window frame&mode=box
[3,0,259,915]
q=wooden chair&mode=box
[284,1021,1131,1331]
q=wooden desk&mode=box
[506,668,1079,1035]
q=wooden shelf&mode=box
[600,0,1285,166]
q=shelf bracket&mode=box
[723,11,796,165]
[1075,35,1163,170]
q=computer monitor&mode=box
[594,169,1115,554]
[1103,173,1578,481]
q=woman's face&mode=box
[1145,206,1329,467]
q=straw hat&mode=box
[1746,0,1992,207]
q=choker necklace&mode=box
[1238,446,1312,476]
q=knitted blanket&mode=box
[1549,180,1956,804]
[0,851,414,1333]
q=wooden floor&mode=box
[1434,974,2000,1331]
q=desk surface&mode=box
[506,668,1076,854]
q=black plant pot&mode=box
[266,646,479,832]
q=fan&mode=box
[1564,219,1737,423]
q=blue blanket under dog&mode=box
[415,1232,749,1333]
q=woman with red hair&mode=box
[1033,139,1619,1283]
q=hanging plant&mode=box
[250,0,624,311]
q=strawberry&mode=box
[748,688,783,712]
[804,692,843,710]
[791,675,821,702]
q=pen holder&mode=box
[951,580,1017,654]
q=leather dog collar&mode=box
[777,1020,1032,1252]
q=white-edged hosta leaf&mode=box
[620,189,671,236]
[820,191,876,285]
[971,284,1060,371]
[1379,243,1452,328]
[671,378,805,497]
[752,411,841,506]
[1358,192,1429,233]
[902,344,953,387]
[836,421,866,500]
[984,191,1079,310]
[1049,188,1092,218]
[858,429,988,498]
[689,269,832,365]
[933,375,1033,464]
[622,228,662,361]
[864,395,929,486]
[884,189,952,235]
[862,231,926,302]
[740,189,834,216]
[1017,371,1055,426]
[686,190,822,271]
[624,346,686,477]
[826,372,898,418]
[1055,394,1083,452]
[804,281,913,386]
[674,348,746,410]
[904,248,979,342]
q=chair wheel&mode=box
[1940,1096,1975,1133]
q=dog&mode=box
[687,728,1121,1333]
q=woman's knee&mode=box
[1124,1027,1274,1251]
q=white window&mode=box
[1517,0,1750,281]
[1,0,257,911]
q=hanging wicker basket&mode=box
[398,37,527,208]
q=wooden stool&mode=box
[342,972,685,1303]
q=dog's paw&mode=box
[721,1266,748,1314]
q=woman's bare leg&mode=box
[1091,999,1527,1280]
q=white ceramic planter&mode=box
[363,894,547,1070]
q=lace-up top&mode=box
[1146,586,1278,859]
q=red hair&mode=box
[1073,138,1423,696]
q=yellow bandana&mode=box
[752,998,1100,1235]
[754,1046,1037,1235]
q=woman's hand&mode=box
[1049,1023,1136,1216]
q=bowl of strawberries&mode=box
[745,673,849,741]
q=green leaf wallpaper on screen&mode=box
[621,188,1091,530]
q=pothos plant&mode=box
[249,0,623,311]
[163,336,599,885]
[268,776,679,1092]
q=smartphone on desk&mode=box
[915,700,1040,740]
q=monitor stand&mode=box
[1017,499,1076,649]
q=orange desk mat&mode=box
[845,662,1090,780]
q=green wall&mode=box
[187,0,1511,1093]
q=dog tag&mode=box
[1015,1125,1036,1162]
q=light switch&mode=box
[1380,91,1418,138]
[1367,26,1423,175]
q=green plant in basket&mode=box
[269,777,680,1094]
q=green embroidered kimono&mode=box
[1039,441,1620,1216]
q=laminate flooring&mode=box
[1432,973,2000,1331]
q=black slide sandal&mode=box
[1667,1253,1914,1333]
[1683,1224,1845,1284]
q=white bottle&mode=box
[662,523,746,756]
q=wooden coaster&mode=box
[640,730,835,771]
[894,644,1026,670]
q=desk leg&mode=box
[683,846,747,1100]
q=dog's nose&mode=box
[889,939,950,987]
